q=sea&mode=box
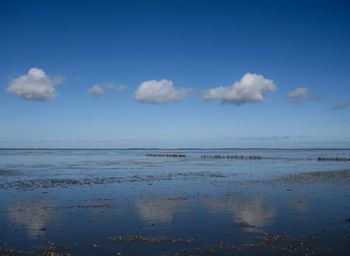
[0,148,350,255]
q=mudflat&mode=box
[0,149,349,255]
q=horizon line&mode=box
[1,147,350,150]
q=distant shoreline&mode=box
[0,147,350,150]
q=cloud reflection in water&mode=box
[208,196,276,231]
[135,195,187,223]
[7,199,55,238]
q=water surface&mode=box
[0,149,349,255]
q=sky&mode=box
[0,0,350,148]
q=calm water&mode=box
[0,149,350,255]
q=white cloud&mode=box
[134,79,190,104]
[88,84,104,96]
[286,87,315,103]
[7,68,63,101]
[202,73,276,105]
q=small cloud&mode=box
[331,99,350,111]
[234,135,290,141]
[202,73,276,105]
[104,83,128,92]
[297,135,311,138]
[286,87,317,104]
[6,68,63,101]
[115,84,128,92]
[88,84,104,97]
[134,79,190,104]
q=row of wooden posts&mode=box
[145,154,350,161]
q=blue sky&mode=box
[0,0,349,148]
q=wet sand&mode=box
[0,149,350,255]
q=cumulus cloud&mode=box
[202,73,276,105]
[134,79,190,104]
[331,99,350,111]
[286,87,316,103]
[88,84,104,96]
[7,68,63,101]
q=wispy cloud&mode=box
[297,135,311,138]
[6,68,63,101]
[331,99,350,111]
[104,83,128,92]
[88,84,104,96]
[233,135,291,141]
[286,87,318,104]
[89,82,128,97]
[134,79,190,104]
[202,73,276,105]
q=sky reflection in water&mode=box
[0,149,349,255]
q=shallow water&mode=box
[0,149,350,255]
